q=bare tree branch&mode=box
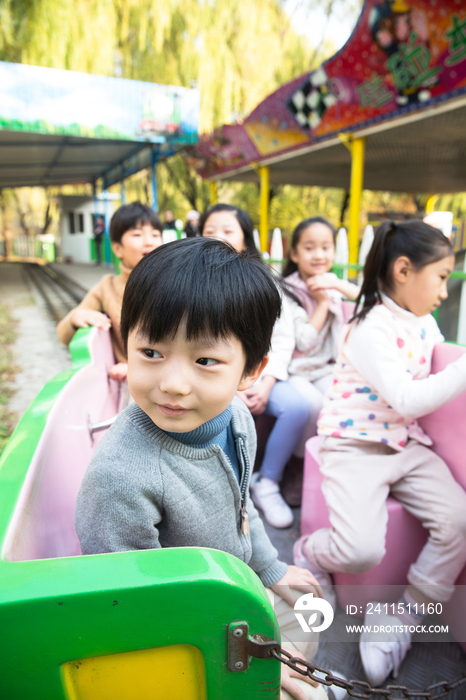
[340,188,350,224]
[12,191,29,237]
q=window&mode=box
[68,212,75,234]
[78,213,84,233]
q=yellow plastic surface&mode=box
[209,181,217,205]
[62,644,206,700]
[426,195,439,214]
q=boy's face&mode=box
[127,324,267,432]
[112,224,163,270]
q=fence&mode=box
[0,236,56,262]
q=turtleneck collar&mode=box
[166,405,233,447]
[380,290,426,323]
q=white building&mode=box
[58,195,120,264]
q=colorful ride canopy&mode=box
[191,0,466,193]
[0,62,200,188]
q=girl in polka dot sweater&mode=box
[294,220,466,687]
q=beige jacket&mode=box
[56,263,131,362]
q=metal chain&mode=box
[270,647,466,700]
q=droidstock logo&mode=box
[294,593,334,633]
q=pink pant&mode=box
[307,437,466,602]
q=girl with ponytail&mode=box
[351,219,454,323]
[294,219,466,686]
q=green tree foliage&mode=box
[2,0,460,243]
[107,0,326,221]
[435,194,466,220]
[0,0,327,229]
[0,0,117,73]
[0,0,317,131]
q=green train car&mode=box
[0,328,282,699]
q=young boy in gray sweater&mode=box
[75,237,327,700]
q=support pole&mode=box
[93,181,98,218]
[92,180,98,265]
[93,181,98,233]
[151,148,158,212]
[426,195,438,214]
[121,167,126,204]
[209,181,217,205]
[103,178,111,269]
[348,137,365,270]
[259,166,269,254]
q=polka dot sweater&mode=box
[318,293,466,451]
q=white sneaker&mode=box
[250,476,294,528]
[359,603,411,686]
[293,535,336,610]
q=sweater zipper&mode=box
[237,436,250,535]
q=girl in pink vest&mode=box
[295,220,466,686]
[250,217,358,527]
[282,217,359,458]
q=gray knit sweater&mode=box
[75,397,288,587]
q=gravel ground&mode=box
[50,261,114,290]
[1,263,72,422]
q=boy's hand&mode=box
[108,362,128,382]
[273,570,323,699]
[71,309,111,331]
[271,565,323,605]
[236,376,276,415]
[280,648,319,699]
[239,386,267,414]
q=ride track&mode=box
[22,263,88,323]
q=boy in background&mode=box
[76,238,327,700]
[57,201,163,381]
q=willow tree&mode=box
[0,0,117,73]
[0,0,353,229]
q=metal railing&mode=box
[0,236,56,262]
[266,259,466,282]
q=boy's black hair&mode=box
[199,203,259,256]
[110,201,162,243]
[121,237,281,375]
[352,219,454,323]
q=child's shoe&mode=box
[293,535,336,609]
[251,476,294,528]
[359,603,411,686]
